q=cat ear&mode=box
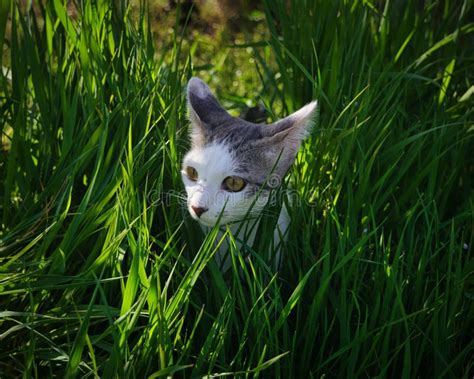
[258,101,318,174]
[187,77,231,146]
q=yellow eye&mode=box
[223,176,246,192]
[186,166,198,181]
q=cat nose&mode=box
[191,206,208,218]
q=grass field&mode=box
[0,0,473,377]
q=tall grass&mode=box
[1,0,473,377]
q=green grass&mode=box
[1,0,473,377]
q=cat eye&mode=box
[222,176,246,192]
[186,166,198,181]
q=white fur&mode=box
[181,142,290,271]
[292,101,318,124]
[181,142,268,226]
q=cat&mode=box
[181,77,317,271]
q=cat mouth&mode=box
[190,209,259,227]
[188,208,218,226]
[193,214,222,227]
[188,208,235,226]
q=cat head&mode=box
[181,77,317,226]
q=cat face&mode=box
[181,142,269,226]
[182,77,317,226]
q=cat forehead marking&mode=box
[184,142,235,178]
